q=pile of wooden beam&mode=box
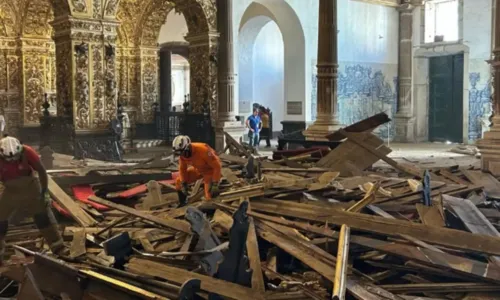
[1,117,500,299]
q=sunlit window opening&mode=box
[425,0,459,43]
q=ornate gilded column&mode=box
[116,47,139,127]
[215,0,245,151]
[0,40,22,137]
[184,32,219,118]
[19,39,56,125]
[51,16,119,154]
[394,0,416,142]
[16,38,56,142]
[137,46,159,123]
[477,0,500,175]
[303,0,343,141]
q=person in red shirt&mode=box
[172,135,221,207]
[0,136,66,262]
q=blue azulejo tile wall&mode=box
[468,72,491,141]
[311,63,398,140]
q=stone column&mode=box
[477,0,500,175]
[214,0,245,151]
[303,0,343,141]
[159,48,172,112]
[394,1,416,142]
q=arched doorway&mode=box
[116,0,217,124]
[238,0,306,132]
[158,10,190,112]
[239,17,284,130]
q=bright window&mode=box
[425,0,459,43]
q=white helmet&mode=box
[172,135,191,152]
[0,136,23,160]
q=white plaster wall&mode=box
[412,0,492,143]
[171,62,189,108]
[158,10,189,44]
[338,0,399,65]
[234,0,399,136]
[463,0,493,141]
[233,0,315,123]
[253,22,285,131]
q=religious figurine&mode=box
[105,44,115,59]
[74,42,88,57]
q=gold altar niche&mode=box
[0,0,56,137]
[116,0,219,125]
[0,0,218,138]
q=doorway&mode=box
[428,53,464,143]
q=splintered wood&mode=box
[2,112,499,300]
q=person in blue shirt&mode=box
[246,108,262,148]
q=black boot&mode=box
[177,191,188,208]
[34,210,68,256]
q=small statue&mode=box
[74,42,88,57]
[105,44,115,59]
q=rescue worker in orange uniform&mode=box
[0,136,67,263]
[173,135,222,207]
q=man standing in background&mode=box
[0,114,5,138]
[246,108,261,148]
[259,108,271,148]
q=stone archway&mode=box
[116,0,217,124]
[238,0,306,124]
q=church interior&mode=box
[2,0,500,299]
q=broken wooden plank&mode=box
[415,204,445,227]
[379,282,500,293]
[443,194,500,266]
[254,220,394,299]
[143,181,164,210]
[249,199,500,256]
[317,132,392,176]
[326,112,391,141]
[53,173,174,186]
[338,129,422,178]
[461,169,498,198]
[88,196,191,233]
[48,176,97,227]
[126,257,265,300]
[246,217,265,293]
[69,229,86,258]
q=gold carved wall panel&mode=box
[55,41,72,115]
[74,42,90,129]
[186,33,218,117]
[91,43,105,127]
[115,0,218,122]
[23,54,46,124]
[140,49,158,122]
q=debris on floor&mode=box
[1,113,500,300]
[450,144,480,156]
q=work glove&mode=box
[181,182,189,195]
[209,182,220,198]
[40,188,50,204]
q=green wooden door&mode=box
[429,54,464,143]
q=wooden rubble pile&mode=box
[2,114,500,299]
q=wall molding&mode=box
[350,0,399,7]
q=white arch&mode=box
[238,0,306,121]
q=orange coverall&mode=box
[175,142,222,200]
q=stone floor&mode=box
[256,140,479,169]
[49,139,480,171]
